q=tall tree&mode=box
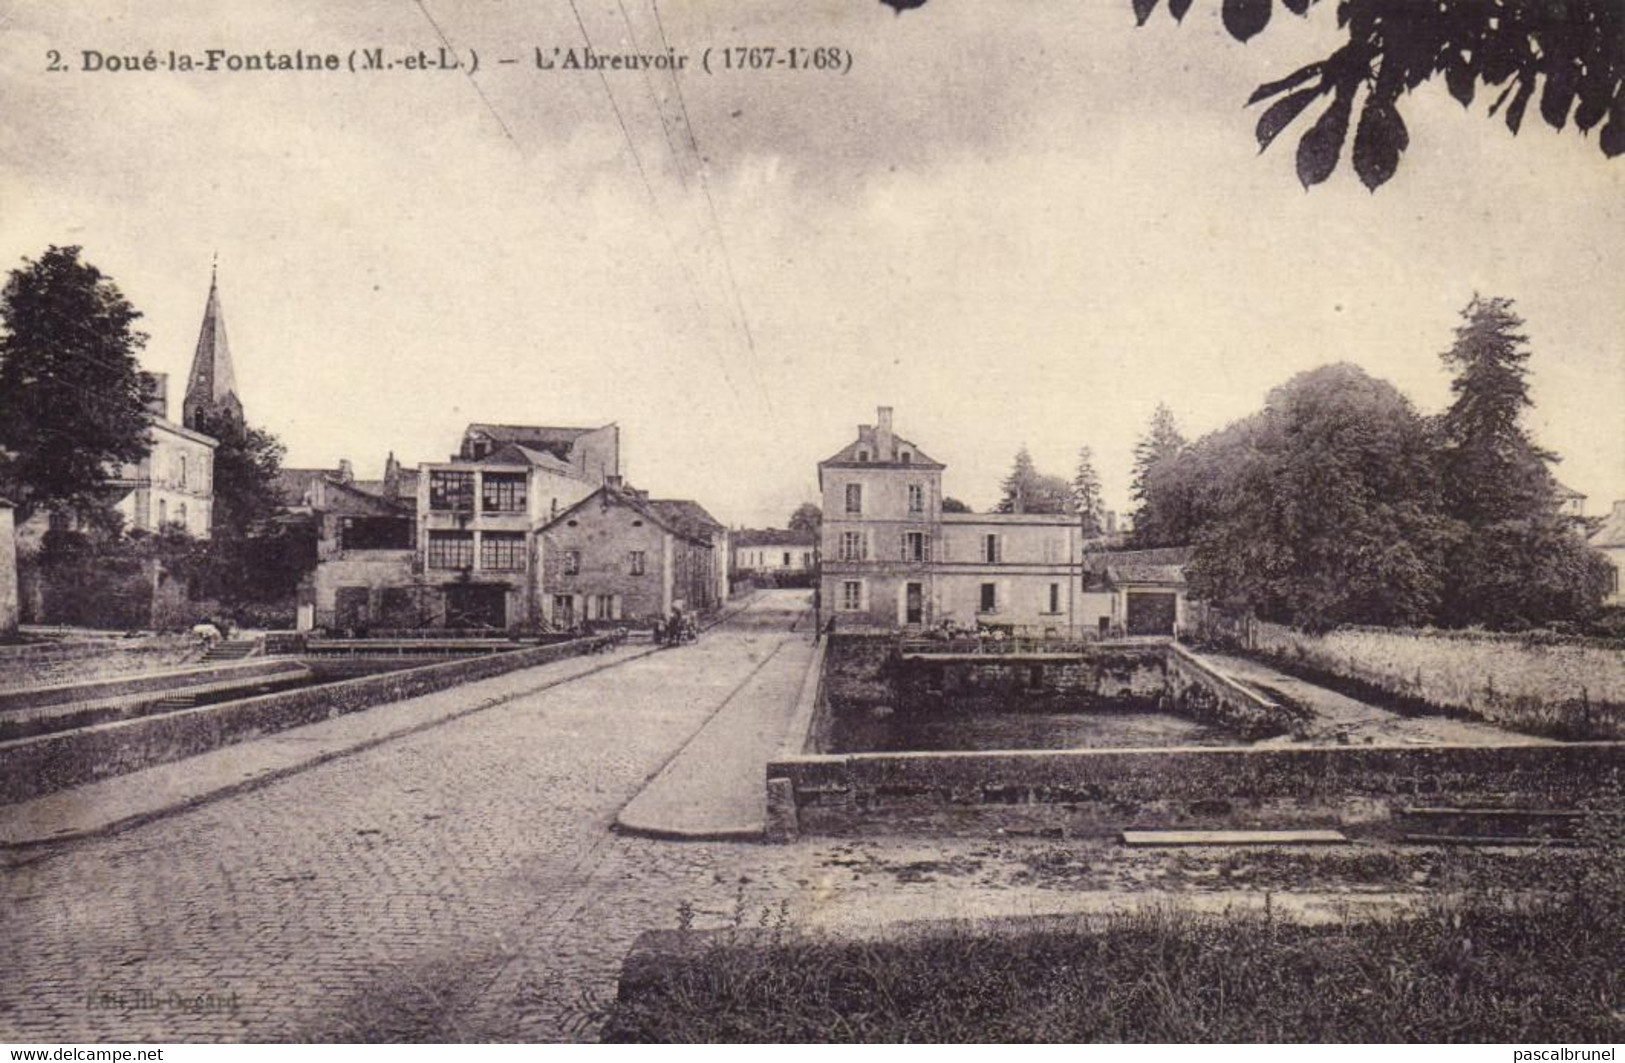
[0,247,153,524]
[997,448,1074,514]
[788,502,822,535]
[1182,364,1455,630]
[192,410,286,539]
[1434,296,1609,627]
[996,446,1039,514]
[1129,403,1187,546]
[1071,446,1106,537]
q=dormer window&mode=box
[857,450,870,463]
[900,451,911,463]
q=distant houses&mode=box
[731,527,817,586]
[295,423,728,633]
[817,406,1189,637]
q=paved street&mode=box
[0,590,821,1042]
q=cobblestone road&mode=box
[0,591,829,1042]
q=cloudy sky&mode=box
[2,0,1621,526]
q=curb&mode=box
[613,601,813,842]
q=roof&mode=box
[541,487,722,546]
[1589,501,1625,549]
[465,442,576,475]
[463,423,603,462]
[734,527,817,547]
[647,499,725,540]
[275,468,339,507]
[819,433,943,469]
[942,511,1079,526]
[1103,562,1187,586]
[1554,481,1586,500]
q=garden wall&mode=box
[0,634,614,804]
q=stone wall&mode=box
[0,503,18,640]
[765,742,1625,839]
[0,634,615,804]
[1164,643,1305,740]
[890,647,1165,713]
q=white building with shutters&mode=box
[818,406,1187,637]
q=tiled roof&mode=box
[820,434,942,469]
[734,527,817,547]
[647,499,724,541]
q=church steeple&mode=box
[182,259,244,431]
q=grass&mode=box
[603,811,1625,1043]
[1247,623,1625,740]
[604,896,1622,1042]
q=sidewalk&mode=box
[0,641,658,852]
[615,628,818,841]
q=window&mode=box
[179,456,188,488]
[844,483,863,514]
[552,594,576,621]
[841,580,862,611]
[781,552,791,567]
[980,583,997,613]
[1047,583,1061,614]
[481,472,527,513]
[839,531,867,561]
[857,450,870,463]
[983,534,1000,563]
[429,470,475,511]
[902,531,930,562]
[177,502,187,528]
[481,532,526,571]
[562,549,581,575]
[428,531,474,568]
[339,516,413,551]
[158,499,168,526]
[630,550,646,575]
[593,594,618,620]
[900,451,912,464]
[908,483,924,513]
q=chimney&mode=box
[1614,500,1625,520]
[142,372,169,419]
[382,452,401,499]
[605,474,624,491]
[875,406,895,461]
[337,459,354,484]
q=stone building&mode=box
[302,424,623,632]
[537,481,726,629]
[182,267,244,431]
[817,407,1188,637]
[106,373,218,538]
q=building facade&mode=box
[108,375,217,538]
[732,528,817,574]
[537,483,725,629]
[818,407,1188,637]
[303,423,624,632]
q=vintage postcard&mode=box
[0,0,1621,1048]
